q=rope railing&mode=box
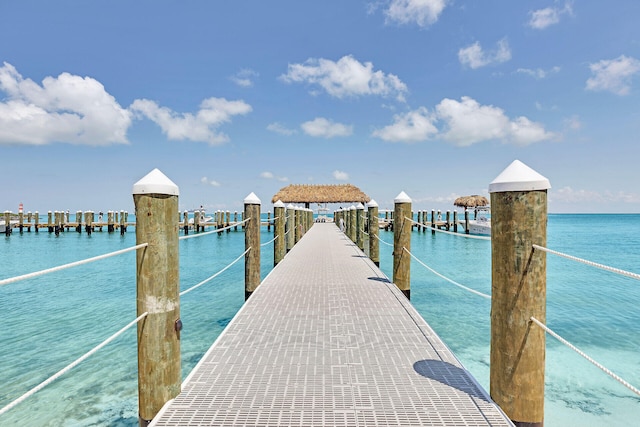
[405,217,491,241]
[0,312,149,416]
[403,247,491,299]
[530,316,640,397]
[180,248,250,296]
[374,233,394,247]
[260,235,278,247]
[0,243,149,287]
[533,244,640,281]
[179,218,250,240]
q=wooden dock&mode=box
[150,222,513,426]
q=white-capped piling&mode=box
[132,168,181,426]
[120,210,126,235]
[3,211,10,236]
[107,211,115,233]
[225,211,231,233]
[244,192,261,300]
[294,207,301,244]
[367,200,380,267]
[356,203,365,250]
[393,192,412,299]
[489,160,550,427]
[34,211,39,233]
[274,200,285,266]
[349,205,357,243]
[286,204,295,252]
[182,211,189,235]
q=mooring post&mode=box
[120,210,126,235]
[76,210,82,233]
[107,211,115,233]
[489,160,550,427]
[348,205,357,243]
[356,203,365,251]
[274,200,285,266]
[430,209,435,235]
[244,192,261,300]
[132,168,181,427]
[182,211,189,235]
[3,211,10,236]
[367,199,379,267]
[285,204,294,251]
[34,211,39,233]
[393,192,412,299]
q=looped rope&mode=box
[374,233,394,247]
[179,218,250,240]
[402,247,491,299]
[0,312,149,416]
[261,235,278,246]
[0,243,149,287]
[533,244,640,281]
[530,316,640,396]
[180,249,250,296]
[405,217,490,241]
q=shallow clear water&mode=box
[1,214,639,426]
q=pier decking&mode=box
[150,223,513,426]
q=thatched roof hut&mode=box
[453,195,489,208]
[271,184,370,205]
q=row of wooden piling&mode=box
[2,210,131,236]
[337,161,549,427]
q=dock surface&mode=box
[151,223,512,426]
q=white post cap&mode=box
[394,191,411,203]
[287,204,295,209]
[274,200,285,208]
[489,160,551,193]
[132,168,179,196]
[366,199,379,208]
[244,192,261,205]
[356,203,365,209]
[349,205,356,210]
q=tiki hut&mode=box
[271,184,370,208]
[453,195,489,208]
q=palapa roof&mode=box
[453,195,489,208]
[271,184,370,204]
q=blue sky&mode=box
[1,1,639,214]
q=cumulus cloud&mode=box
[130,97,252,145]
[301,117,353,138]
[458,39,511,69]
[372,96,556,146]
[0,62,131,146]
[281,55,408,102]
[333,170,349,181]
[261,171,288,182]
[230,68,259,87]
[201,177,221,187]
[371,107,438,142]
[517,66,561,79]
[528,1,573,29]
[585,55,640,96]
[383,0,449,27]
[267,122,297,135]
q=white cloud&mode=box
[261,171,288,182]
[230,68,259,87]
[435,96,555,146]
[517,66,561,79]
[528,2,573,30]
[371,107,438,142]
[333,170,349,181]
[384,0,449,27]
[267,122,296,135]
[564,115,582,131]
[130,97,252,145]
[458,39,511,69]
[260,171,274,179]
[281,55,408,102]
[553,186,640,204]
[200,176,221,187]
[301,117,353,138]
[0,62,131,146]
[585,55,640,96]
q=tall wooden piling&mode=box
[349,206,357,243]
[34,211,39,233]
[274,200,285,266]
[3,211,10,236]
[489,160,550,427]
[120,210,126,235]
[367,199,380,267]
[244,192,261,300]
[132,168,181,427]
[453,211,458,233]
[356,203,365,251]
[431,209,435,235]
[286,204,294,252]
[393,192,412,299]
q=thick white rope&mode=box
[0,243,149,287]
[179,219,250,240]
[0,312,148,416]
[530,316,640,396]
[533,244,640,281]
[180,249,250,296]
[373,233,394,247]
[403,247,491,299]
[260,235,278,247]
[405,217,491,241]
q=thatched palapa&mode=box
[271,184,370,205]
[453,195,489,208]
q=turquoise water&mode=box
[1,214,639,426]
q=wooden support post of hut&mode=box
[132,168,181,426]
[367,200,380,267]
[274,200,285,266]
[244,192,261,300]
[286,204,295,252]
[356,203,365,251]
[489,160,550,427]
[393,192,412,300]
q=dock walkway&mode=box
[150,223,513,426]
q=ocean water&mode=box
[1,213,639,426]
